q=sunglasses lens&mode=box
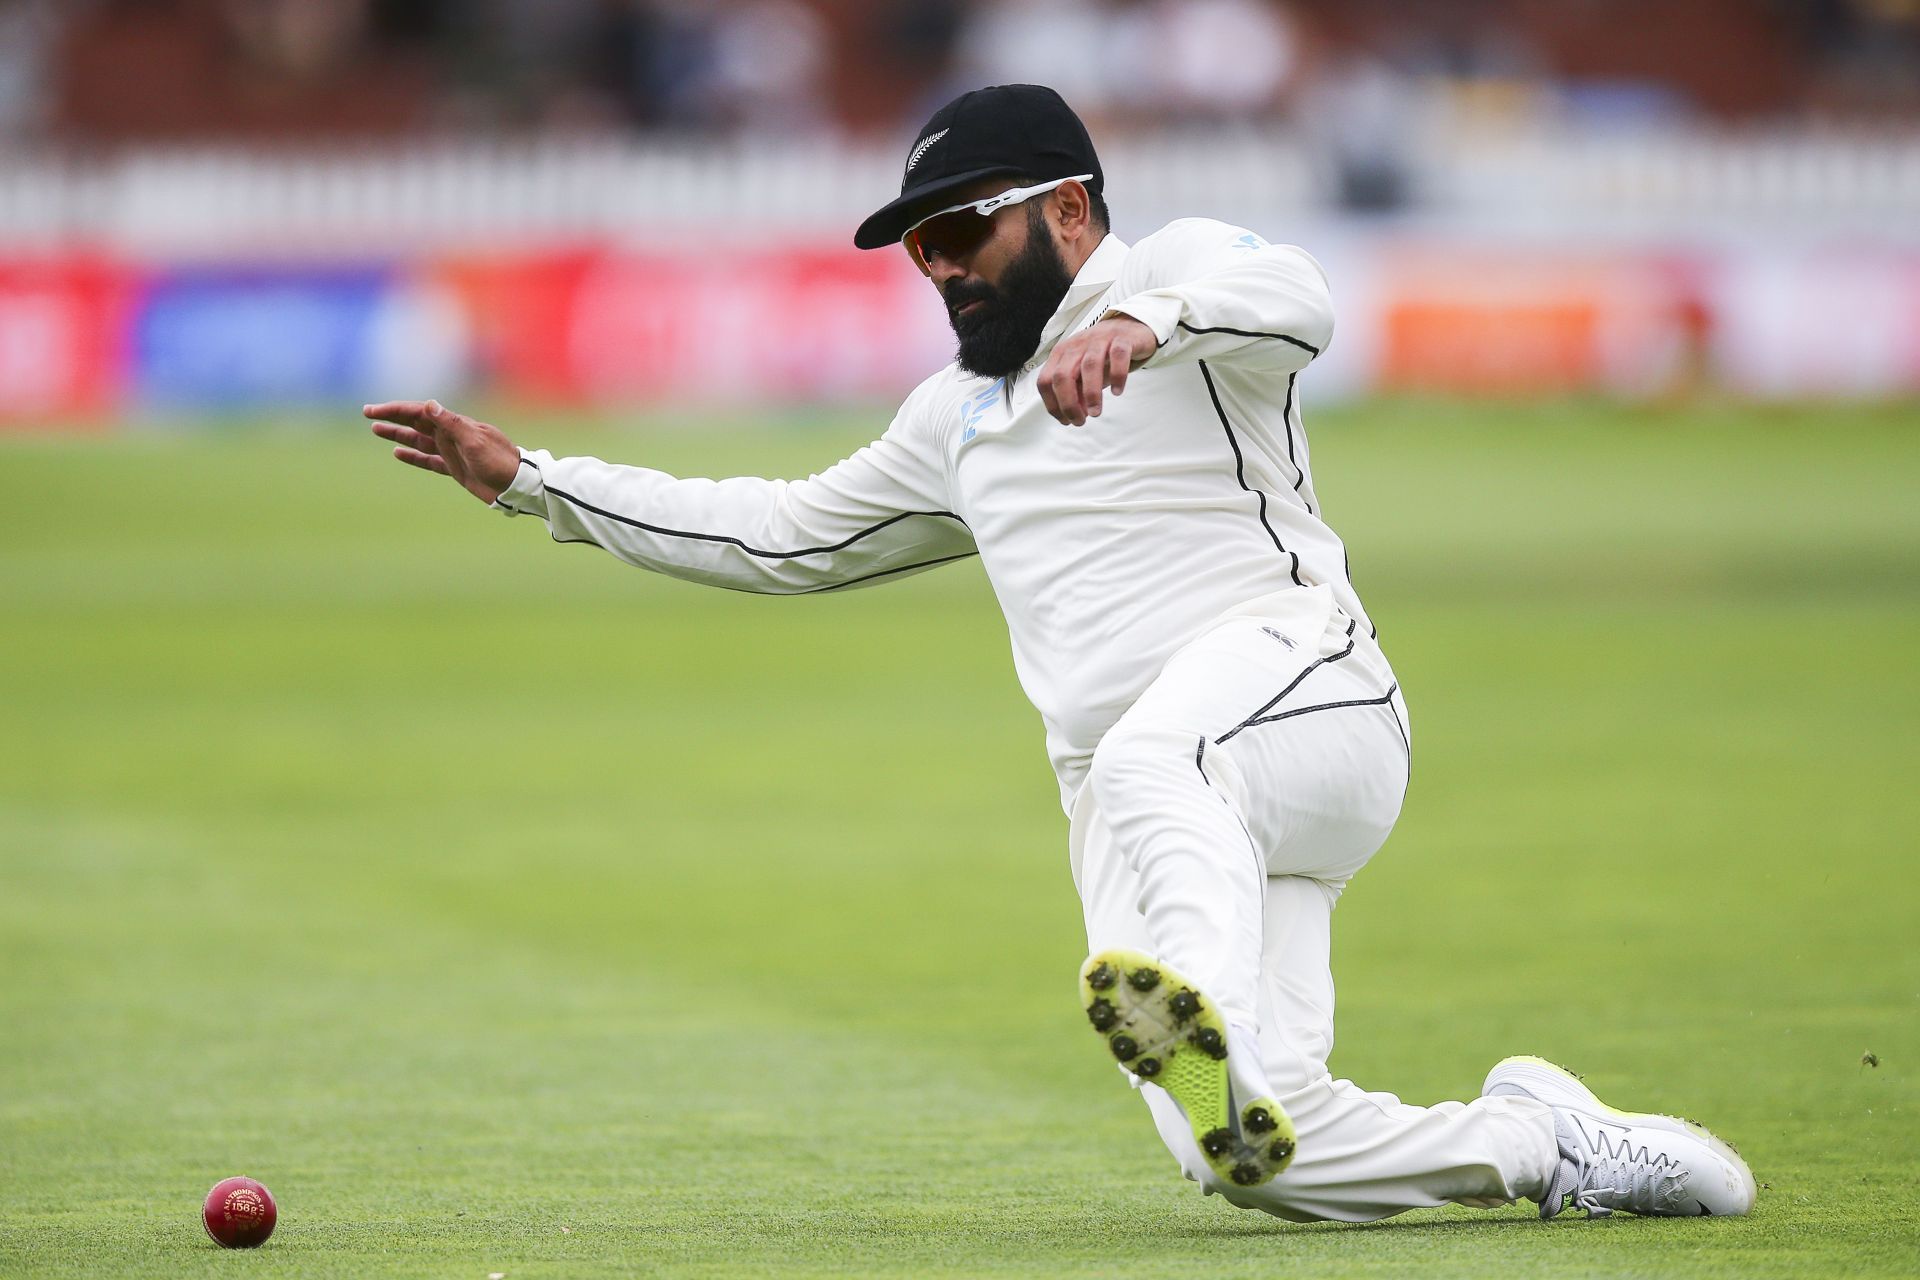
[907,209,995,272]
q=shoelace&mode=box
[1562,1120,1693,1217]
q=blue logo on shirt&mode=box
[958,377,1006,445]
[1234,233,1267,251]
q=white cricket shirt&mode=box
[495,219,1380,811]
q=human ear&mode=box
[1052,180,1091,238]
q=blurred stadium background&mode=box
[1,0,1918,418]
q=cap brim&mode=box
[853,166,1027,250]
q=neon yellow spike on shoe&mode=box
[1080,948,1296,1187]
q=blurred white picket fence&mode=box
[0,126,1916,252]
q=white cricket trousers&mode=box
[1070,585,1556,1222]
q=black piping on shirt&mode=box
[542,484,967,560]
[1279,372,1315,516]
[1199,359,1304,589]
[797,551,979,594]
[549,531,978,597]
[519,455,975,594]
[1178,320,1320,356]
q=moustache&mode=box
[943,280,998,321]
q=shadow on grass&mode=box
[1163,1212,1543,1240]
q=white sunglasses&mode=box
[902,174,1096,275]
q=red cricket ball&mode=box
[202,1176,277,1248]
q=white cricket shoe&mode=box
[1483,1055,1757,1219]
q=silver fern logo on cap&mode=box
[905,128,949,175]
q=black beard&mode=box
[942,208,1076,379]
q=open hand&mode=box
[364,400,521,504]
[1037,314,1157,426]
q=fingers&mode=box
[392,446,451,475]
[419,399,487,443]
[1038,359,1061,421]
[364,399,467,433]
[369,420,441,456]
[1106,335,1133,398]
[1038,320,1152,425]
[363,400,431,426]
[1044,339,1090,426]
[1078,344,1106,421]
[1049,356,1083,425]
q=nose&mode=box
[928,253,967,287]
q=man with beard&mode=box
[365,84,1755,1224]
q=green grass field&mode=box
[2,399,1916,1278]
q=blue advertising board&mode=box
[133,266,394,409]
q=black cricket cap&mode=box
[854,84,1103,251]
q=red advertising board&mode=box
[0,256,134,425]
[433,244,950,407]
[4,239,1915,422]
[1374,248,1691,398]
[428,249,599,405]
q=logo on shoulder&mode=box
[906,128,950,175]
[1234,233,1268,251]
[1260,626,1297,650]
[957,377,1005,447]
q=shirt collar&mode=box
[1030,233,1129,366]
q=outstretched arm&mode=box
[365,399,976,595]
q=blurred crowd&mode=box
[1,0,1917,144]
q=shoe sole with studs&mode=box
[1080,948,1296,1188]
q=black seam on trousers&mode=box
[1214,618,1358,745]
[1200,360,1303,588]
[1195,733,1266,881]
[1387,698,1410,759]
[1217,683,1401,742]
